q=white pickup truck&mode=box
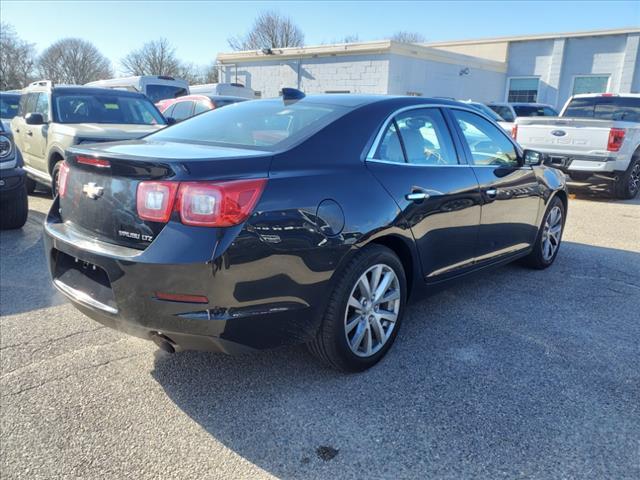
[514,93,640,199]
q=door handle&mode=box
[26,130,33,136]
[405,192,430,202]
[15,128,20,133]
[485,189,497,198]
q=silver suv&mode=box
[11,81,167,195]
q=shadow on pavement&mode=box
[568,181,640,205]
[151,241,640,479]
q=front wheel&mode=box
[0,184,28,230]
[50,160,63,198]
[521,196,565,269]
[614,157,640,199]
[307,245,407,372]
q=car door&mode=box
[366,107,482,281]
[15,93,38,167]
[447,108,542,263]
[27,92,51,173]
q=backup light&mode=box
[58,162,71,198]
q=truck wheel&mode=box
[51,160,62,198]
[614,157,640,199]
[25,176,36,194]
[521,196,565,270]
[307,245,407,372]
[0,184,29,230]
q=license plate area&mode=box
[53,250,117,312]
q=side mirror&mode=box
[165,117,177,126]
[522,149,549,166]
[25,112,45,125]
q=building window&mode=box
[507,77,539,103]
[572,75,609,95]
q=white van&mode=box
[189,83,256,99]
[85,76,189,103]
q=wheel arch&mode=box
[366,234,418,300]
[48,148,65,174]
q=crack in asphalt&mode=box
[0,326,108,351]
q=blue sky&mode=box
[2,0,639,72]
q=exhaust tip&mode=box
[149,332,176,354]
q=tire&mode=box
[0,184,29,230]
[50,160,62,198]
[521,196,565,269]
[25,176,36,194]
[307,245,407,372]
[613,157,640,200]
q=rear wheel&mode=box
[51,160,62,198]
[0,184,28,230]
[308,245,407,372]
[522,196,565,269]
[614,157,640,199]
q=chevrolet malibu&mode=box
[44,91,568,371]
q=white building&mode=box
[216,27,640,109]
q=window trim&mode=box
[570,74,611,96]
[505,76,540,103]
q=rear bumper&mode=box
[531,149,627,174]
[43,199,325,354]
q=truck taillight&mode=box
[58,162,70,198]
[136,179,267,227]
[511,124,518,140]
[607,128,625,152]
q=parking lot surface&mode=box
[1,188,639,479]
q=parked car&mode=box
[0,121,28,230]
[189,82,256,99]
[0,91,21,131]
[11,81,167,195]
[157,94,248,121]
[515,93,640,199]
[44,91,567,372]
[85,75,189,103]
[461,100,513,133]
[487,102,559,123]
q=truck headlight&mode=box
[0,135,13,159]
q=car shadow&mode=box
[568,180,640,205]
[0,208,65,316]
[151,241,640,478]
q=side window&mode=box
[395,108,458,165]
[194,101,210,115]
[172,101,194,121]
[34,93,50,122]
[491,105,515,122]
[162,104,175,118]
[452,109,518,167]
[374,121,405,163]
[23,93,38,115]
[543,107,558,116]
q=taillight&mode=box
[136,179,266,227]
[607,128,625,152]
[511,124,518,140]
[136,181,179,223]
[178,179,267,227]
[76,155,110,168]
[58,162,70,198]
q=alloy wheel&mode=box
[541,205,563,261]
[344,264,400,357]
[629,163,640,196]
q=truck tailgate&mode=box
[516,118,615,154]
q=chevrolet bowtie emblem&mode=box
[82,182,104,199]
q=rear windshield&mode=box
[53,93,166,125]
[513,105,558,117]
[563,96,640,122]
[146,85,188,103]
[148,99,349,151]
[0,94,20,119]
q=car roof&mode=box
[22,84,148,98]
[260,94,466,109]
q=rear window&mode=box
[513,105,558,117]
[147,99,349,151]
[563,96,640,122]
[0,94,20,119]
[146,85,188,103]
[54,93,166,125]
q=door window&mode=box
[194,101,211,115]
[374,122,405,163]
[34,93,50,122]
[452,109,518,167]
[162,104,175,118]
[23,93,38,116]
[489,105,514,122]
[395,109,458,165]
[171,101,194,121]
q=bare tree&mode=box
[342,34,360,44]
[0,23,37,90]
[121,38,181,76]
[391,31,426,44]
[228,10,304,51]
[38,38,113,84]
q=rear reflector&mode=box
[58,161,70,198]
[607,128,625,152]
[155,292,209,304]
[137,181,180,223]
[76,155,111,168]
[511,124,518,140]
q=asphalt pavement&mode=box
[1,186,639,479]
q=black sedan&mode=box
[44,91,568,371]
